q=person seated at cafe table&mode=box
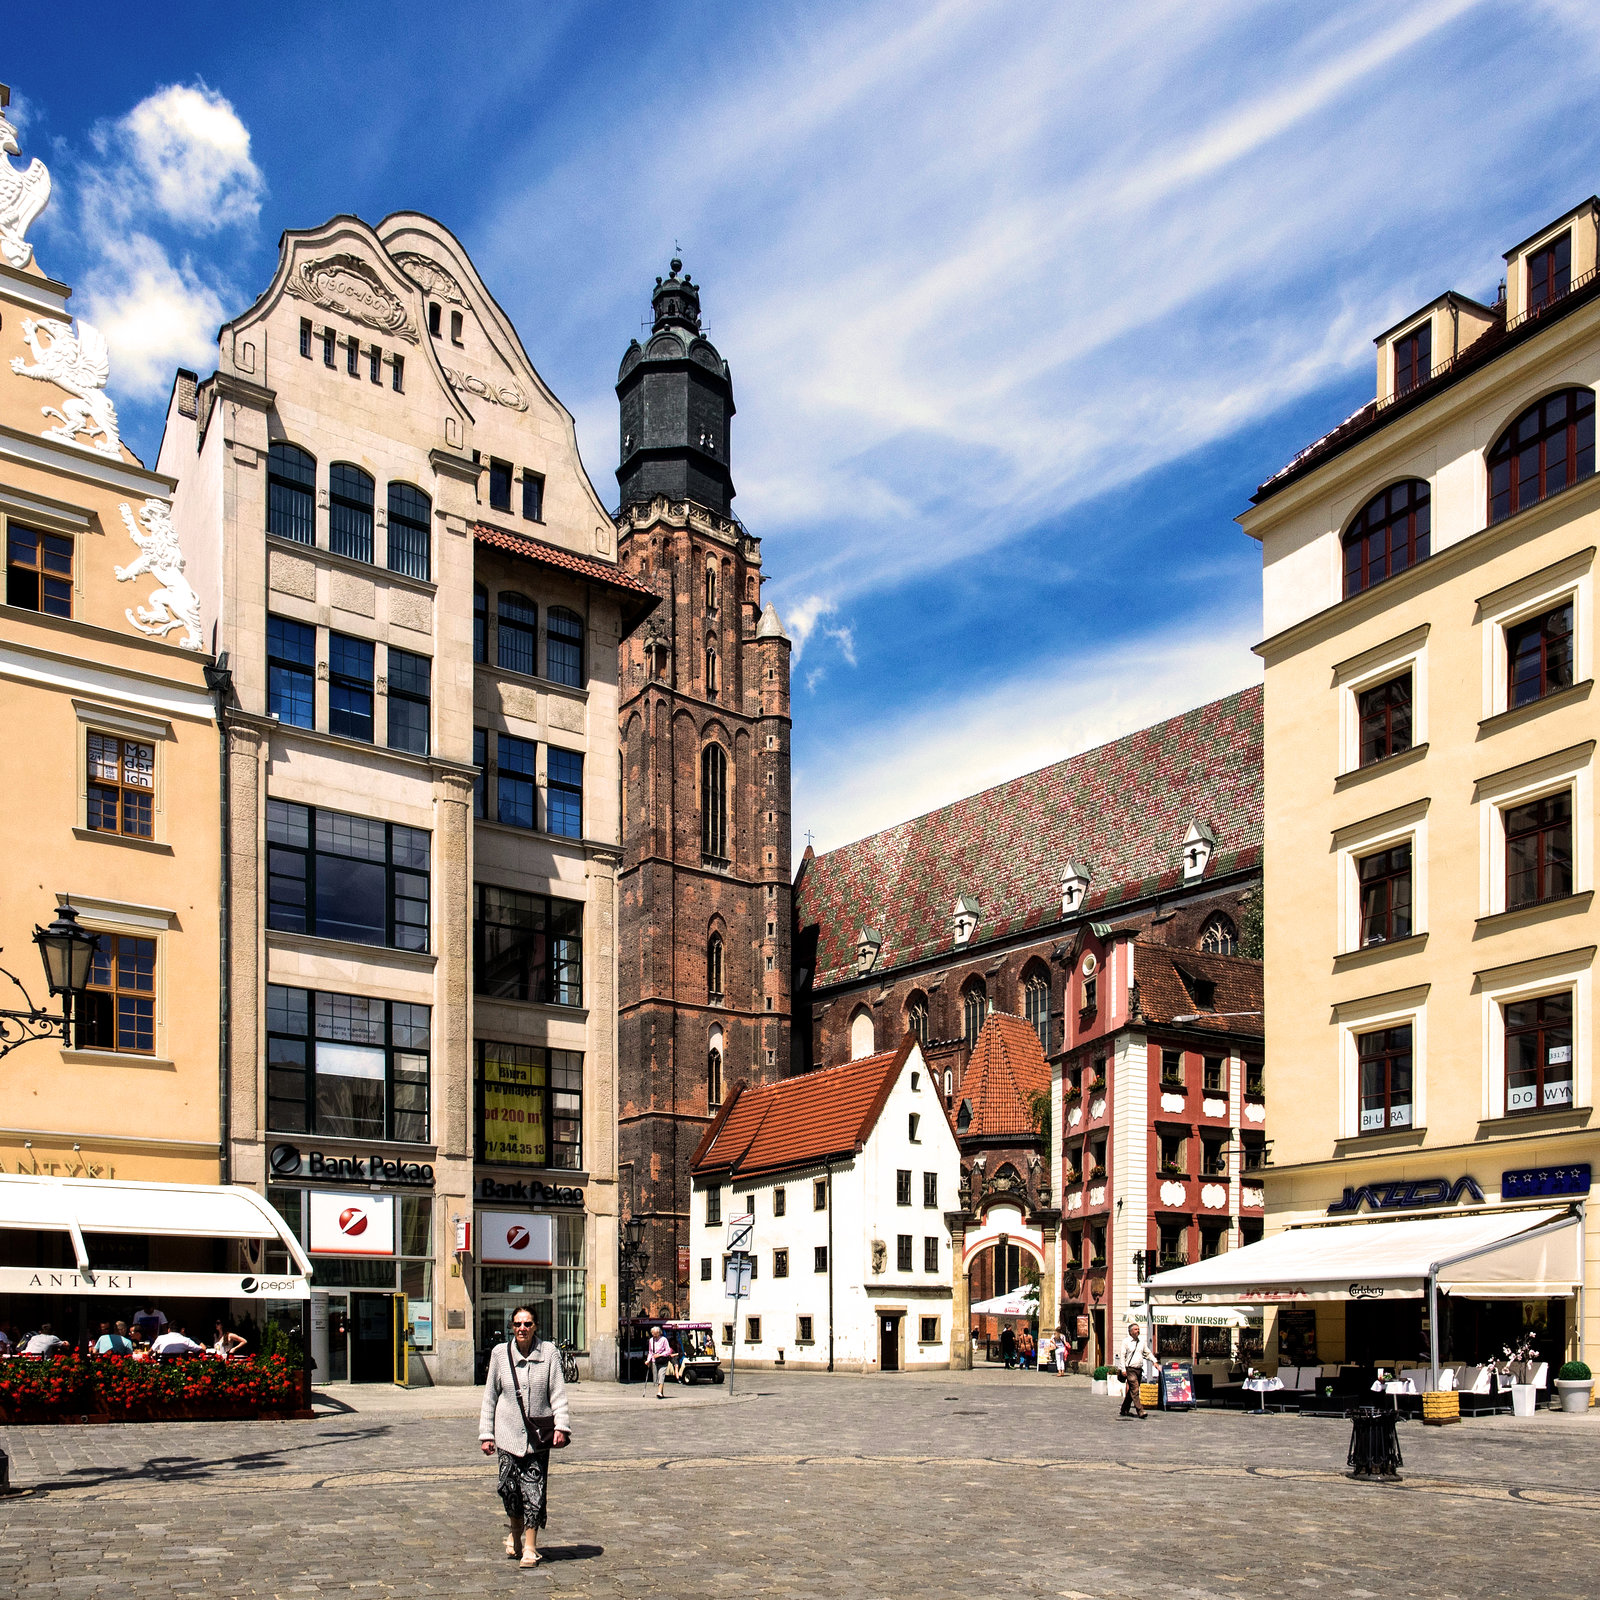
[151,1324,205,1359]
[23,1322,64,1357]
[94,1320,133,1355]
[132,1304,167,1344]
[211,1319,247,1360]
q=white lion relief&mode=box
[10,318,122,457]
[0,101,51,269]
[116,500,203,651]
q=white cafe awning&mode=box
[0,1173,313,1300]
[1144,1206,1581,1306]
[1151,1305,1260,1327]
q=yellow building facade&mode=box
[1243,199,1600,1372]
[0,95,221,1212]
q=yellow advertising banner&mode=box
[480,1046,546,1166]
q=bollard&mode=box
[0,1444,9,1496]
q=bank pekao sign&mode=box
[1327,1176,1484,1215]
[271,1143,433,1187]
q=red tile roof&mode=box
[691,1037,914,1180]
[795,686,1262,987]
[953,1013,1049,1139]
[1132,941,1264,1038]
[472,522,659,631]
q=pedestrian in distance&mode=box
[1117,1321,1156,1419]
[479,1305,571,1569]
[999,1324,1016,1369]
[647,1325,674,1397]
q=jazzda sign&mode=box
[479,1211,556,1266]
[308,1192,395,1257]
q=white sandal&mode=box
[520,1545,543,1568]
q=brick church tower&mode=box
[615,261,793,1315]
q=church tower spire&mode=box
[616,258,736,516]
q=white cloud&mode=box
[117,84,262,232]
[794,608,1264,854]
[784,594,836,660]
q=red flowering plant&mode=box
[0,1353,300,1420]
[0,1352,94,1412]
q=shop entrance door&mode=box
[351,1292,397,1383]
[879,1312,901,1371]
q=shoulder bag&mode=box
[506,1344,556,1449]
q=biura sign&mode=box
[1327,1176,1484,1214]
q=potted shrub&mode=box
[1495,1334,1542,1416]
[1556,1360,1593,1413]
[1091,1364,1110,1396]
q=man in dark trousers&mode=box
[1117,1321,1155,1418]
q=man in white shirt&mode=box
[24,1322,64,1356]
[132,1306,168,1343]
[1117,1321,1156,1419]
[152,1326,204,1359]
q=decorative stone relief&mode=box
[1067,1105,1082,1129]
[393,251,468,305]
[268,549,316,601]
[1200,1183,1227,1209]
[548,697,584,735]
[1242,1185,1264,1207]
[1090,1098,1106,1118]
[870,1239,886,1275]
[114,500,202,650]
[1159,1181,1186,1207]
[0,99,51,269]
[286,253,419,343]
[1088,1185,1107,1206]
[500,684,541,722]
[11,318,121,456]
[1202,1097,1227,1117]
[389,589,432,633]
[1066,1192,1082,1212]
[441,364,527,411]
[1160,1092,1185,1113]
[1244,1102,1266,1124]
[329,570,375,617]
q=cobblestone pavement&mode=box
[4,1367,1599,1598]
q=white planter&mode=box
[1555,1379,1593,1414]
[1106,1376,1125,1398]
[1511,1382,1538,1417]
[1090,1378,1107,1396]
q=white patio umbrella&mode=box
[970,1287,1040,1317]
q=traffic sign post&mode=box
[724,1241,752,1395]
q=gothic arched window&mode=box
[707,933,724,1002]
[962,980,987,1050]
[1023,964,1051,1051]
[705,642,719,697]
[1200,913,1238,955]
[1342,479,1430,597]
[708,1025,724,1111]
[906,992,929,1047]
[849,1007,875,1060]
[701,743,728,861]
[706,562,719,611]
[1488,388,1595,524]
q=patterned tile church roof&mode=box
[953,1014,1050,1140]
[796,685,1262,989]
[690,1037,914,1181]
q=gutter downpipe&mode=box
[1423,1210,1582,1391]
[204,656,233,1189]
[826,1158,835,1373]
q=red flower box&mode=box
[0,1353,300,1424]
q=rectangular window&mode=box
[745,1316,760,1343]
[6,525,72,616]
[814,1179,827,1211]
[1201,1139,1227,1177]
[1506,791,1573,909]
[1508,602,1574,708]
[475,1040,583,1169]
[522,472,545,522]
[1358,673,1412,766]
[1528,231,1572,314]
[386,648,431,755]
[773,1187,786,1217]
[391,353,404,392]
[473,883,583,1006]
[1161,1048,1183,1085]
[79,933,155,1054]
[797,1315,813,1343]
[923,1236,939,1273]
[700,1257,712,1282]
[920,1315,939,1343]
[1242,1138,1266,1172]
[896,1234,913,1272]
[1359,842,1412,946]
[923,1171,937,1208]
[322,329,336,368]
[86,732,154,838]
[546,608,584,688]
[346,337,359,377]
[472,728,486,818]
[1393,322,1431,395]
[908,1112,921,1142]
[496,733,537,829]
[722,1323,733,1347]
[1158,1220,1187,1270]
[428,302,442,337]
[547,747,583,839]
[328,633,374,741]
[266,985,430,1142]
[814,1245,828,1272]
[706,1188,721,1225]
[368,345,381,384]
[1202,1055,1224,1093]
[299,318,312,358]
[1159,1132,1185,1174]
[267,800,430,951]
[1358,1023,1413,1133]
[1200,1225,1226,1261]
[267,615,316,728]
[489,459,513,512]
[743,1193,755,1216]
[774,1248,789,1278]
[896,1169,912,1206]
[450,309,464,345]
[474,586,488,663]
[1505,992,1573,1114]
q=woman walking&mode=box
[647,1325,674,1397]
[479,1307,571,1567]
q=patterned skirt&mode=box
[497,1446,551,1528]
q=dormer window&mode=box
[952,896,979,947]
[1060,862,1090,915]
[854,928,882,975]
[1181,823,1216,884]
[956,1099,973,1136]
[1393,321,1431,396]
[1528,231,1571,315]
[1177,968,1217,1012]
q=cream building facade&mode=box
[1241,198,1600,1373]
[159,213,652,1383]
[0,86,225,1327]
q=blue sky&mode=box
[8,1,1600,851]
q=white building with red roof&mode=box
[688,1035,961,1371]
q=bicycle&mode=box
[557,1339,580,1384]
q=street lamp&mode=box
[0,904,100,1058]
[618,1216,650,1383]
[1170,1010,1263,1024]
